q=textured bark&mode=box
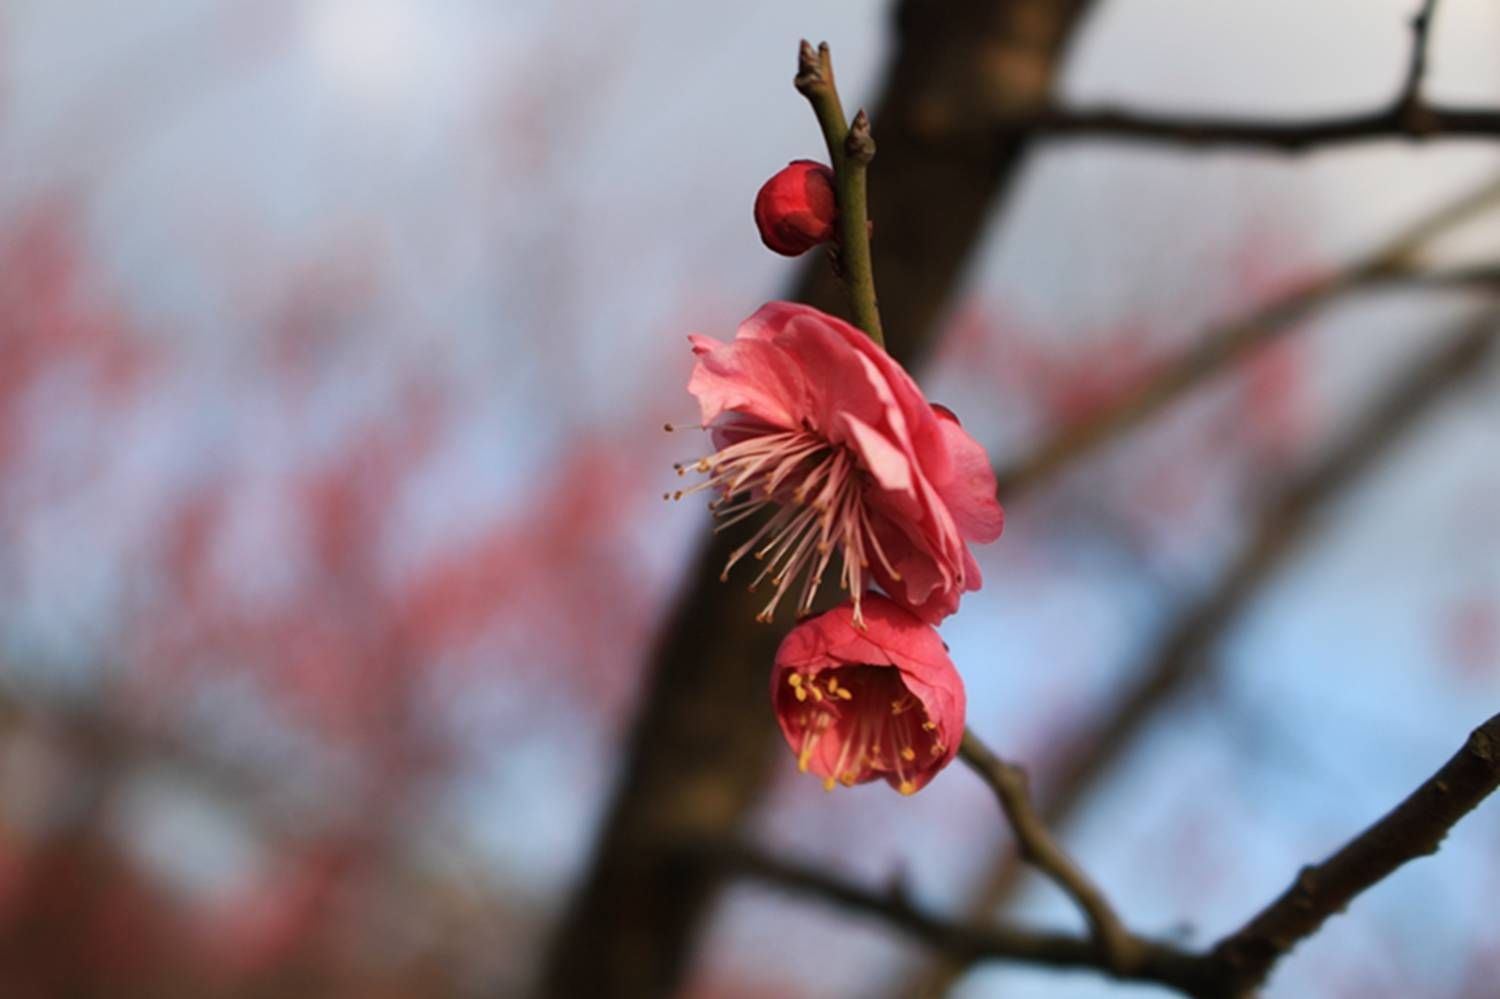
[536,2,1098,996]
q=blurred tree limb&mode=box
[995,172,1500,498]
[976,2,1500,154]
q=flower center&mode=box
[783,666,943,795]
[669,425,901,624]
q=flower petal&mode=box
[687,333,806,429]
[933,409,1004,543]
[838,412,914,496]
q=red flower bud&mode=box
[754,160,837,256]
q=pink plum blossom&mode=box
[771,594,964,794]
[674,301,1003,623]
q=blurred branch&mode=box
[715,709,1500,997]
[702,838,1221,995]
[1397,0,1441,111]
[908,312,1500,996]
[796,42,885,346]
[958,729,1134,971]
[981,3,1485,155]
[994,174,1500,499]
[998,102,1500,153]
[1211,710,1500,994]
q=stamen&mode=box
[676,426,895,624]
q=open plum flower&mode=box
[675,301,1003,624]
[771,595,964,795]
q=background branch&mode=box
[1397,0,1441,111]
[979,2,1480,156]
[701,838,1219,995]
[995,174,1500,499]
[995,102,1500,153]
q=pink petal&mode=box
[687,334,807,429]
[837,412,914,496]
[934,413,1004,543]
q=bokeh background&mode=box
[2,1,1499,996]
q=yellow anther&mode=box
[930,743,944,755]
[822,777,836,792]
[921,720,937,731]
[840,771,857,786]
[836,688,852,700]
[898,781,916,796]
[788,674,802,687]
[810,686,823,701]
[794,687,807,702]
[900,747,916,762]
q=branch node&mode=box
[846,109,876,164]
[794,39,824,95]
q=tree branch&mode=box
[983,2,1472,157]
[994,174,1500,500]
[1210,710,1500,995]
[958,729,1135,971]
[700,837,1219,995]
[1398,0,1441,112]
[994,101,1500,153]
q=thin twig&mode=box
[986,101,1500,152]
[983,2,1466,158]
[958,729,1136,971]
[1397,0,1441,112]
[796,41,885,347]
[700,837,1218,995]
[994,173,1500,500]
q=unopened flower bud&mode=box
[754,160,837,256]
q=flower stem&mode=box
[795,41,886,349]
